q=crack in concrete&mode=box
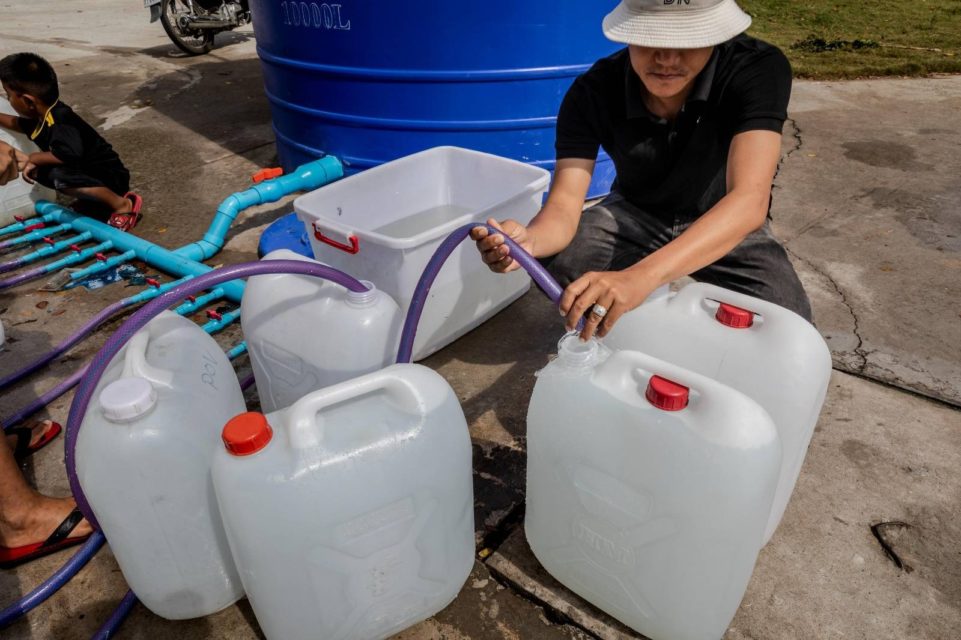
[784,247,868,370]
[783,117,803,160]
[484,561,607,639]
[202,140,277,166]
[870,521,914,572]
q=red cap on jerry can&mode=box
[222,412,273,456]
[715,302,754,328]
[645,375,689,411]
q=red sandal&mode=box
[7,419,62,462]
[0,507,91,570]
[107,192,143,232]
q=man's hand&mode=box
[559,268,661,341]
[0,142,17,186]
[470,218,534,273]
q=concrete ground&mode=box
[1,2,958,638]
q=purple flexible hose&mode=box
[65,260,368,529]
[0,264,48,290]
[0,299,131,392]
[396,222,564,364]
[0,532,106,628]
[0,257,26,275]
[2,366,86,431]
[90,590,137,640]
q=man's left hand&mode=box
[559,269,660,341]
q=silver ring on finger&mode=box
[591,303,608,319]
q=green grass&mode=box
[740,0,961,78]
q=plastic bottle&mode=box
[241,249,401,413]
[605,282,832,543]
[212,364,475,640]
[525,334,781,640]
[76,311,247,619]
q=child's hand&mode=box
[14,148,29,171]
[21,161,37,184]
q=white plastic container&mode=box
[0,97,55,226]
[526,335,781,640]
[76,311,247,619]
[241,249,402,413]
[605,282,832,543]
[212,364,475,640]
[295,146,550,360]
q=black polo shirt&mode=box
[556,34,791,220]
[18,101,129,194]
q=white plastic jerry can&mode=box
[241,249,402,413]
[526,335,781,640]
[212,364,475,640]
[76,311,247,619]
[605,282,832,543]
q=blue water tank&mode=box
[250,1,620,198]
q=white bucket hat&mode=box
[602,0,752,49]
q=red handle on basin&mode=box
[312,224,359,254]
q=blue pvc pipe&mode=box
[31,156,342,303]
[68,250,136,283]
[42,241,113,271]
[0,213,51,238]
[200,308,241,334]
[176,155,343,261]
[0,223,70,249]
[173,288,224,315]
[33,203,246,302]
[0,232,93,273]
[226,341,248,360]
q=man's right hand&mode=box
[470,218,534,273]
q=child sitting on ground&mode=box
[0,52,142,231]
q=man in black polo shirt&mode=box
[472,0,812,339]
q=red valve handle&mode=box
[252,167,283,184]
[206,309,223,321]
[24,223,45,232]
[43,237,55,245]
[95,253,107,261]
[69,244,81,253]
[146,278,160,288]
[312,224,359,254]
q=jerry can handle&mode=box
[287,369,421,449]
[312,223,359,254]
[673,283,764,324]
[120,327,176,389]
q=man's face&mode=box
[1,82,37,118]
[628,46,715,101]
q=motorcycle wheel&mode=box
[160,0,215,56]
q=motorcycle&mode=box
[145,0,252,56]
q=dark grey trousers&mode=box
[545,193,813,322]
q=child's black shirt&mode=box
[18,101,130,193]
